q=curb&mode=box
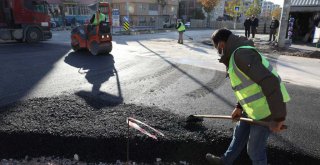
[112,29,176,36]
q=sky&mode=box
[267,0,284,7]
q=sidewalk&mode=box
[201,31,320,59]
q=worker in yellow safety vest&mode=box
[206,28,290,165]
[90,9,106,26]
[175,19,186,44]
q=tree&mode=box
[197,0,220,27]
[272,7,281,20]
[245,0,261,17]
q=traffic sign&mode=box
[123,16,130,31]
[235,6,240,12]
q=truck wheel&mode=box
[26,28,41,43]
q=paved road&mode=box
[0,30,320,159]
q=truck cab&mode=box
[0,0,52,43]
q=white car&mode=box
[185,22,190,28]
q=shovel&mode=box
[186,115,287,130]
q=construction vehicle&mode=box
[0,0,52,43]
[71,2,112,55]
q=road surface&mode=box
[0,29,319,163]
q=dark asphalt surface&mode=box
[0,31,320,164]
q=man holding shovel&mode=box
[206,29,290,165]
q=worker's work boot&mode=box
[206,153,224,165]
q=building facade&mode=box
[178,0,203,21]
[108,0,179,28]
[46,0,96,25]
[290,0,320,43]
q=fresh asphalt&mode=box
[0,29,319,164]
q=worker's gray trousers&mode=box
[178,32,184,44]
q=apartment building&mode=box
[108,0,179,27]
[260,1,279,18]
[47,0,96,24]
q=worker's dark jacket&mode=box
[244,19,251,29]
[220,34,286,122]
[270,19,280,29]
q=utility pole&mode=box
[278,0,291,48]
[126,0,129,21]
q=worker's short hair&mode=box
[211,28,232,46]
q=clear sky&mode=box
[267,0,284,7]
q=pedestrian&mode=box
[206,28,290,165]
[175,19,186,44]
[244,17,251,38]
[269,16,280,42]
[251,15,259,38]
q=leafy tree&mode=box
[225,0,243,19]
[197,0,220,27]
[245,0,261,17]
[272,7,281,20]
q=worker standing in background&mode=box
[206,28,290,165]
[269,16,280,42]
[90,9,106,26]
[251,15,259,38]
[176,19,186,44]
[244,17,252,38]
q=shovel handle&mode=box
[192,115,288,130]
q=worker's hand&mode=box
[231,108,242,122]
[269,121,285,133]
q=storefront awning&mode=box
[291,0,320,12]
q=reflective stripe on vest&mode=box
[178,22,186,32]
[228,46,290,120]
[93,13,106,25]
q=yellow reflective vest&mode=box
[93,12,106,25]
[177,22,186,32]
[228,46,290,120]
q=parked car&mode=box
[185,22,191,28]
